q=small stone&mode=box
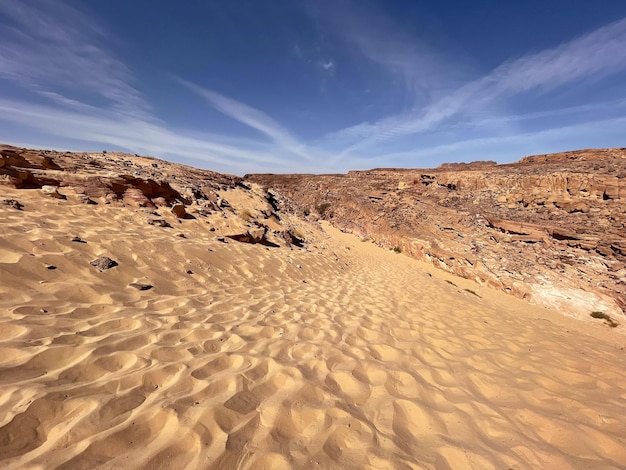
[129,283,153,291]
[41,185,66,199]
[2,199,23,210]
[147,218,172,228]
[46,265,57,270]
[217,236,226,243]
[186,270,194,274]
[71,236,86,243]
[78,194,97,205]
[90,257,118,270]
[176,233,187,238]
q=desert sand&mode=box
[1,186,626,469]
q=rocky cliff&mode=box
[248,148,626,319]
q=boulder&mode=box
[41,185,66,199]
[2,199,23,210]
[90,257,118,270]
[129,283,153,291]
[78,194,97,204]
[171,203,188,218]
[280,228,305,248]
[226,226,267,244]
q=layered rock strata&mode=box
[249,148,626,318]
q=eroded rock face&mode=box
[0,144,301,255]
[1,145,239,207]
[248,148,626,318]
[4,142,622,318]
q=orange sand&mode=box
[1,187,626,469]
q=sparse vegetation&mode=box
[590,311,619,328]
[316,202,331,216]
[360,237,370,242]
[303,209,310,217]
[392,246,401,253]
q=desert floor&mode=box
[1,187,626,469]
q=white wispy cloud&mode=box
[0,0,152,121]
[0,97,303,173]
[179,79,314,161]
[320,59,335,72]
[372,116,626,166]
[1,1,623,175]
[488,17,626,93]
[330,16,626,157]
[308,0,465,99]
[0,1,321,173]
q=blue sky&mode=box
[1,1,625,174]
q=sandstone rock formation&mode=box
[171,203,188,219]
[40,185,65,199]
[248,148,626,318]
[226,226,268,244]
[0,144,304,253]
[4,142,623,319]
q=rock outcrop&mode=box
[248,148,626,318]
[4,142,622,319]
[0,145,238,207]
[0,144,306,253]
[226,226,268,244]
[90,257,118,270]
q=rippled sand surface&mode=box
[1,188,626,469]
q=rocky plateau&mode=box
[249,148,626,320]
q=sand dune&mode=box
[1,187,626,469]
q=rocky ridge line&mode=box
[248,148,626,319]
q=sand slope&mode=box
[1,188,626,469]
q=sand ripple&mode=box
[2,192,626,469]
